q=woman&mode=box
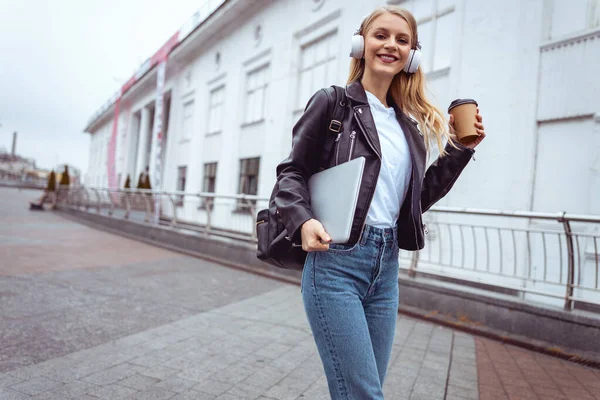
[275,6,486,399]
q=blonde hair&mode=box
[347,6,454,156]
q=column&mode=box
[135,107,150,180]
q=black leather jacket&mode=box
[275,81,475,250]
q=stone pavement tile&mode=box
[214,394,249,400]
[0,387,32,400]
[8,377,63,396]
[135,365,180,381]
[124,387,177,400]
[172,390,217,400]
[225,381,266,399]
[40,364,90,384]
[262,374,313,400]
[81,363,137,386]
[129,353,172,368]
[177,368,216,384]
[297,376,329,400]
[6,364,54,381]
[253,343,294,360]
[559,386,597,400]
[0,374,23,388]
[532,385,568,399]
[118,373,161,390]
[240,367,287,390]
[153,376,198,394]
[86,383,138,399]
[478,385,509,400]
[38,380,100,399]
[446,384,478,400]
[503,384,540,399]
[193,380,235,397]
[409,377,445,399]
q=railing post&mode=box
[50,189,58,209]
[560,212,575,311]
[107,189,115,216]
[90,188,101,213]
[83,188,91,211]
[408,250,419,278]
[246,198,257,240]
[123,191,131,219]
[168,194,178,227]
[205,197,213,237]
[141,191,153,223]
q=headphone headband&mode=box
[353,17,421,51]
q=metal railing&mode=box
[55,186,600,311]
[58,186,268,243]
[402,207,600,311]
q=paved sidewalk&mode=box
[0,285,479,400]
[2,188,600,399]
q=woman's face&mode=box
[363,13,413,80]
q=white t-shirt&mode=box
[365,90,413,228]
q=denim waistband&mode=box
[360,224,397,245]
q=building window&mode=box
[207,85,225,135]
[547,0,600,40]
[400,0,456,73]
[176,166,187,206]
[201,162,217,210]
[297,31,338,110]
[203,162,217,193]
[244,64,269,124]
[181,100,194,141]
[237,157,260,212]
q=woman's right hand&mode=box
[301,218,332,252]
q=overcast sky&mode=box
[0,0,203,176]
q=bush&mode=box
[46,170,56,192]
[59,166,70,187]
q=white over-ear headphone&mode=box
[349,19,422,74]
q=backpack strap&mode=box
[328,85,347,133]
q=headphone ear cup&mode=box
[403,48,422,73]
[350,35,364,59]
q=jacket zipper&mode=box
[354,111,382,158]
[353,109,381,242]
[334,132,342,166]
[347,131,357,162]
[411,170,419,249]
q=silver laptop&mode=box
[307,157,366,244]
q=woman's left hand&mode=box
[449,108,486,149]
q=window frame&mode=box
[199,162,217,210]
[176,165,187,207]
[243,63,270,125]
[235,157,260,213]
[206,85,225,136]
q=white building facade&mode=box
[84,0,600,216]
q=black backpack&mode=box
[256,85,347,270]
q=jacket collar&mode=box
[346,80,427,175]
[345,80,369,105]
[346,80,414,122]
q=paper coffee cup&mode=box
[448,99,479,145]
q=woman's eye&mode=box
[375,34,386,40]
[397,39,408,44]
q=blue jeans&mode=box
[301,225,400,399]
